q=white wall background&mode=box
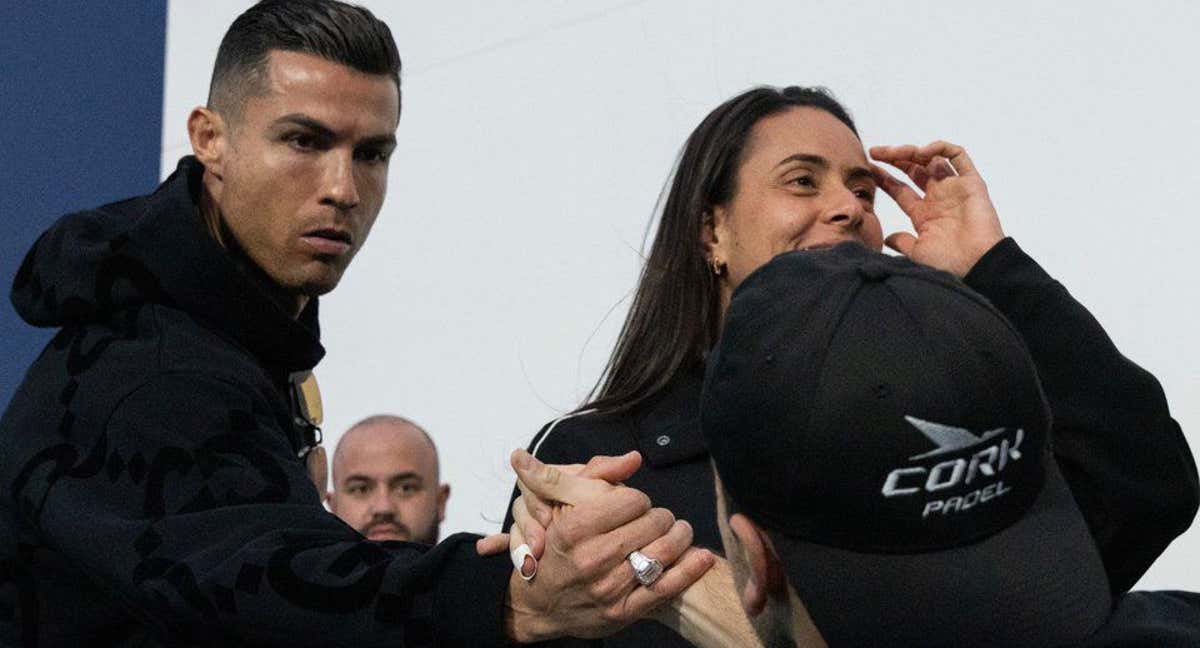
[163,1,1200,591]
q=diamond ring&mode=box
[627,550,664,586]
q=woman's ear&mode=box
[702,207,730,275]
[730,512,787,616]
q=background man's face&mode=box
[216,50,399,299]
[328,420,448,544]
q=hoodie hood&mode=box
[11,156,324,372]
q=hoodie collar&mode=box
[118,156,324,373]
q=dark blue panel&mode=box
[0,1,167,409]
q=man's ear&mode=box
[436,484,450,522]
[187,106,228,178]
[729,513,787,617]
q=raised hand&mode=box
[870,141,1005,277]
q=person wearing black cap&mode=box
[702,244,1200,647]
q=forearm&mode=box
[651,558,762,648]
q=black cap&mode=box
[702,244,1111,647]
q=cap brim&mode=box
[770,460,1112,647]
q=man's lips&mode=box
[300,228,353,256]
[364,524,408,540]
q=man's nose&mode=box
[367,488,393,514]
[321,151,360,210]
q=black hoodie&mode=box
[0,157,511,647]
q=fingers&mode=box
[630,519,694,578]
[476,532,509,557]
[885,232,917,257]
[598,516,697,597]
[513,449,620,507]
[869,143,917,163]
[578,451,642,483]
[884,160,928,192]
[515,476,555,529]
[871,141,978,176]
[622,547,716,619]
[576,516,687,606]
[871,164,925,222]
[553,489,658,553]
[510,494,547,559]
[509,523,538,580]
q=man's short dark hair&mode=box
[207,0,401,121]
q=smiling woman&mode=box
[704,107,885,315]
[503,84,1198,648]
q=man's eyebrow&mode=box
[359,133,397,150]
[388,472,423,484]
[273,113,396,148]
[273,114,335,138]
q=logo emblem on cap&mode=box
[881,416,1025,519]
[904,415,1008,460]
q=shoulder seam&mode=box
[531,409,597,459]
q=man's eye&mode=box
[356,148,390,164]
[791,176,815,188]
[855,188,875,200]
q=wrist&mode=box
[504,572,546,644]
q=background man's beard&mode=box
[361,520,439,545]
[413,523,439,545]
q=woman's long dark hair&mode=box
[581,86,858,415]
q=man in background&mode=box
[328,415,449,544]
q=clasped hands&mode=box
[479,449,715,644]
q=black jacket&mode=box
[506,239,1199,648]
[0,158,511,647]
[1083,591,1200,646]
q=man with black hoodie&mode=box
[0,1,711,645]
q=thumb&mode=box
[511,449,612,506]
[476,532,509,556]
[884,231,917,257]
[578,451,643,483]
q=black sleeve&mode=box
[38,372,513,647]
[964,237,1199,593]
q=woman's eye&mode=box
[855,189,875,200]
